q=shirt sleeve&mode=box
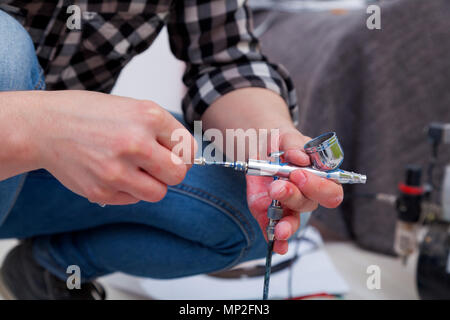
[167,0,298,127]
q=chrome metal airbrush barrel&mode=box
[244,159,366,184]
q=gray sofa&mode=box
[255,0,450,254]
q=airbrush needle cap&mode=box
[304,132,344,171]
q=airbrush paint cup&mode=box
[303,132,344,171]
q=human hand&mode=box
[30,90,196,205]
[246,128,344,254]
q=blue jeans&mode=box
[0,9,45,226]
[0,9,268,281]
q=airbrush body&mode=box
[193,157,367,184]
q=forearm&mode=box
[201,87,299,160]
[202,87,295,132]
[0,91,41,180]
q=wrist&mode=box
[0,91,44,172]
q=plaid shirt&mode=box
[1,0,298,125]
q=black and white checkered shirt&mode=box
[1,0,298,125]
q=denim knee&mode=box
[199,209,266,271]
[0,10,43,226]
[0,10,44,91]
[209,223,248,265]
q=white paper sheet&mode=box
[103,227,349,299]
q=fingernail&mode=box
[292,170,307,188]
[276,221,291,240]
[270,182,286,198]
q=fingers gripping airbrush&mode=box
[194,132,366,299]
[194,132,366,184]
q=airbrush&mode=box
[194,132,367,299]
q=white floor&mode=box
[0,238,419,300]
[324,242,418,299]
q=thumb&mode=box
[279,130,311,167]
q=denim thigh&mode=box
[0,9,45,226]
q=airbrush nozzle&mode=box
[193,157,205,165]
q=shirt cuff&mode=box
[181,60,298,127]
